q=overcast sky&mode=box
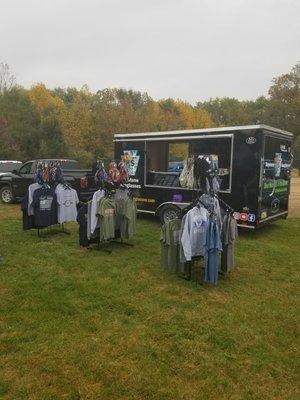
[1,0,299,103]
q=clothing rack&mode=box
[37,223,70,237]
[214,194,234,213]
[97,238,134,254]
[179,175,234,283]
[188,188,234,215]
[94,186,135,253]
[183,192,216,217]
[180,259,205,283]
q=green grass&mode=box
[0,204,299,399]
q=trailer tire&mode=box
[0,185,14,204]
[158,204,181,224]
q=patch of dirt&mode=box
[0,204,21,221]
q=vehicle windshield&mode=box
[0,161,22,173]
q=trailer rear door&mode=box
[259,135,292,222]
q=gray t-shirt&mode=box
[161,218,183,273]
[221,214,238,273]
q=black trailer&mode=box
[114,125,293,229]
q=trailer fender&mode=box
[156,202,187,224]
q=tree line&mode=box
[0,62,299,167]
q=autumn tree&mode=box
[59,86,95,165]
[0,116,20,159]
[0,86,42,159]
[28,83,67,157]
[267,62,300,135]
[198,97,255,126]
[0,61,298,167]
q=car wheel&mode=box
[0,186,13,204]
[159,204,181,224]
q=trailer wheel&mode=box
[0,186,14,204]
[159,204,181,224]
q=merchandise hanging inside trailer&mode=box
[114,125,293,229]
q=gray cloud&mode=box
[1,0,299,103]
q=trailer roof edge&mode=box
[114,124,293,138]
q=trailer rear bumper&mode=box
[257,211,288,226]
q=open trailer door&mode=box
[259,134,293,224]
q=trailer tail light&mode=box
[80,176,88,189]
[240,213,248,222]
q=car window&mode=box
[60,160,80,170]
[19,162,34,175]
[0,161,22,172]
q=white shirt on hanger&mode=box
[90,189,105,235]
[55,184,79,224]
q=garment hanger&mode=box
[63,183,72,190]
[213,193,234,213]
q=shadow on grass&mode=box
[137,213,160,224]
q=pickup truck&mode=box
[0,158,97,203]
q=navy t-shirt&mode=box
[32,188,58,227]
[21,195,35,230]
[77,203,89,247]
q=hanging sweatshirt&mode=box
[200,194,222,231]
[180,206,209,262]
[28,183,43,216]
[90,189,105,235]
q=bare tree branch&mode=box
[0,62,16,93]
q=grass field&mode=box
[0,204,299,400]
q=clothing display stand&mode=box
[97,238,134,254]
[161,154,237,286]
[37,223,70,237]
[214,194,234,213]
[92,183,136,253]
[22,162,79,238]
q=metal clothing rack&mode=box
[180,259,206,283]
[214,193,234,213]
[37,223,70,237]
[97,238,134,254]
[178,171,235,283]
[94,185,135,253]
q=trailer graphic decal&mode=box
[246,137,256,144]
[263,179,288,193]
[122,150,140,176]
